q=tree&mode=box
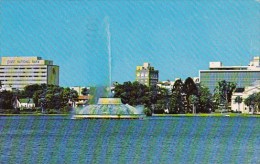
[197,85,213,113]
[0,90,14,111]
[170,79,185,113]
[244,93,258,114]
[113,81,150,107]
[256,92,260,112]
[81,87,89,96]
[189,95,199,114]
[33,90,42,107]
[69,88,78,107]
[30,85,77,113]
[143,107,152,116]
[214,80,236,110]
[169,91,178,113]
[234,96,243,112]
[23,84,42,98]
[154,87,170,114]
[183,77,198,113]
[38,87,48,113]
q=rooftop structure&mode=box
[157,80,174,95]
[0,56,59,91]
[199,56,260,92]
[136,62,159,86]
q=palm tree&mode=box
[244,93,257,114]
[172,79,184,113]
[184,77,198,113]
[214,80,236,110]
[256,92,260,113]
[189,95,199,114]
[234,96,243,112]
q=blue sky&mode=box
[1,0,259,87]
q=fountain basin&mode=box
[72,114,144,119]
[98,98,122,105]
[73,98,145,119]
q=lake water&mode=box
[0,116,259,164]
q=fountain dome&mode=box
[98,98,122,105]
[73,97,144,119]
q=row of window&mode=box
[0,75,46,77]
[136,75,158,78]
[201,80,258,93]
[201,72,260,78]
[1,81,46,84]
[138,79,148,82]
[2,80,46,83]
[0,67,46,69]
[0,71,46,73]
[2,82,46,85]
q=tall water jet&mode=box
[106,17,112,95]
[73,17,144,119]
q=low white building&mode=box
[231,80,260,114]
[157,80,174,95]
[17,98,35,110]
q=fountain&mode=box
[73,17,144,119]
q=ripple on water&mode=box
[0,116,259,164]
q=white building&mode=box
[0,56,59,91]
[157,80,174,95]
[200,56,260,93]
[231,80,260,114]
[193,77,200,84]
[136,62,159,86]
[18,98,35,110]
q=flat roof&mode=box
[210,66,248,68]
[200,69,260,72]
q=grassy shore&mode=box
[152,113,260,117]
[0,113,70,116]
[0,113,259,117]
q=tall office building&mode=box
[199,56,260,93]
[136,62,159,86]
[0,56,59,91]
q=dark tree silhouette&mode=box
[183,77,198,113]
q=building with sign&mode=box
[0,56,59,91]
[199,56,260,93]
[136,62,159,86]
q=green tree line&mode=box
[1,79,259,114]
[113,77,214,114]
[113,78,259,114]
[243,92,260,113]
[0,84,78,114]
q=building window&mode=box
[52,68,56,74]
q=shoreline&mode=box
[152,113,260,117]
[0,113,70,116]
[0,113,259,117]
